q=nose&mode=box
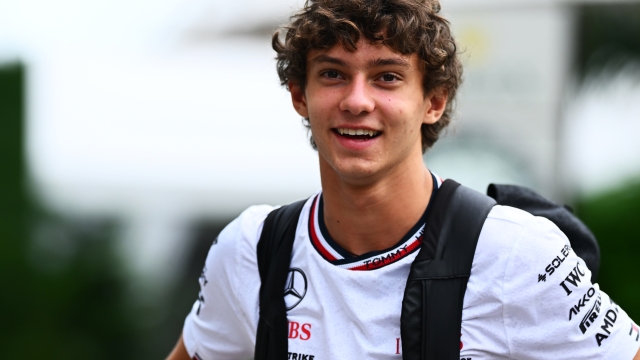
[339,75,375,115]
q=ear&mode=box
[289,82,309,118]
[423,88,448,125]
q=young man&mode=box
[168,0,640,358]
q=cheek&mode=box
[307,94,335,119]
[384,100,422,132]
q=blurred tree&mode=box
[577,3,640,77]
[0,63,27,356]
[573,2,640,321]
[0,64,140,359]
[576,182,640,322]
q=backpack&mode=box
[254,180,600,359]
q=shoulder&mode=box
[470,205,639,358]
[197,203,276,298]
[471,205,561,266]
[486,205,578,286]
[219,204,275,248]
[473,204,581,306]
[205,204,275,287]
[477,204,569,258]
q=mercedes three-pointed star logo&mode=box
[284,268,308,310]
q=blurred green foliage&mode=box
[576,182,640,322]
[577,3,640,78]
[13,215,139,359]
[0,64,24,282]
[0,64,141,359]
[0,63,220,359]
[573,2,640,321]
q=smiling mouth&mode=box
[334,128,381,141]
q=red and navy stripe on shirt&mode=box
[308,173,442,271]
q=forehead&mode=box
[307,40,420,70]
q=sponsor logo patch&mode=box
[629,323,639,342]
[361,244,412,270]
[569,287,597,321]
[559,262,586,296]
[595,299,620,346]
[288,321,312,340]
[579,293,602,334]
[538,245,572,283]
[287,352,315,359]
[284,268,308,310]
[196,266,209,315]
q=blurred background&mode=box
[1,0,640,358]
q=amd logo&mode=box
[595,303,620,346]
[559,262,586,296]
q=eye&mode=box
[379,73,400,82]
[321,70,343,79]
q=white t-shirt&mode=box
[182,183,639,359]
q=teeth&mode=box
[337,128,379,137]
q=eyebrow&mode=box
[367,57,411,68]
[310,54,348,67]
[310,54,411,69]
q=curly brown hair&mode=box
[272,0,462,152]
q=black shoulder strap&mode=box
[255,200,307,360]
[401,179,496,359]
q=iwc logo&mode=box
[284,268,308,310]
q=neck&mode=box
[319,155,433,256]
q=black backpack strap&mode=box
[255,199,307,360]
[401,179,496,359]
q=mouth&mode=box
[333,128,381,141]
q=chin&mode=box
[333,162,381,182]
[319,151,382,183]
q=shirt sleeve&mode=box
[182,205,273,360]
[502,209,640,359]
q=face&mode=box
[290,40,447,186]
